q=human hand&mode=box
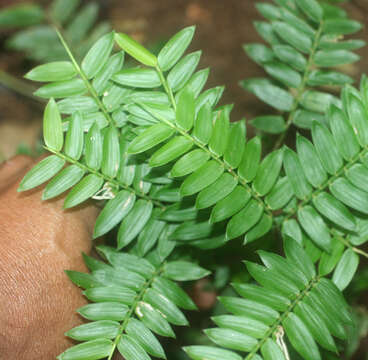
[0,156,99,360]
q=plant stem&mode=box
[107,264,166,360]
[245,275,321,359]
[46,146,165,209]
[155,65,177,111]
[54,27,115,127]
[272,22,324,151]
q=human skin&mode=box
[0,155,99,359]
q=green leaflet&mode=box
[261,339,286,360]
[18,155,65,192]
[226,199,264,240]
[244,43,274,65]
[184,346,242,360]
[295,0,323,22]
[128,123,174,154]
[64,111,84,160]
[112,67,161,88]
[171,149,210,177]
[66,320,119,341]
[114,32,157,67]
[224,121,246,168]
[283,313,321,360]
[135,301,175,338]
[297,205,331,252]
[117,335,151,360]
[149,136,193,167]
[312,192,356,232]
[93,51,125,95]
[57,339,113,360]
[42,165,85,200]
[117,200,153,249]
[77,302,128,321]
[296,134,327,188]
[193,103,212,144]
[35,78,86,98]
[273,44,307,71]
[251,115,286,134]
[143,288,188,326]
[241,78,294,111]
[93,191,136,238]
[264,61,301,88]
[208,108,230,157]
[101,126,120,178]
[126,319,166,359]
[25,61,76,82]
[205,328,258,352]
[283,147,312,199]
[196,173,237,210]
[0,3,44,27]
[332,248,359,291]
[253,149,283,196]
[43,98,63,152]
[210,186,251,223]
[81,32,114,79]
[330,178,368,215]
[311,122,343,175]
[180,161,224,197]
[273,21,312,53]
[238,136,262,182]
[176,86,195,131]
[167,51,201,92]
[85,122,103,170]
[314,50,360,67]
[158,26,195,71]
[164,261,210,281]
[64,174,104,208]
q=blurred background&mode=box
[0,0,367,359]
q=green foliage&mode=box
[241,0,364,135]
[1,0,110,63]
[185,238,353,360]
[13,0,368,358]
[59,245,207,360]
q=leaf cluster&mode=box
[241,0,364,135]
[13,0,368,359]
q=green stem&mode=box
[54,27,115,127]
[333,230,368,259]
[272,22,324,151]
[107,264,166,360]
[45,146,165,209]
[245,275,321,359]
[155,65,177,111]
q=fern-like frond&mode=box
[184,238,353,360]
[279,81,368,289]
[59,245,209,360]
[2,0,110,63]
[241,0,364,139]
